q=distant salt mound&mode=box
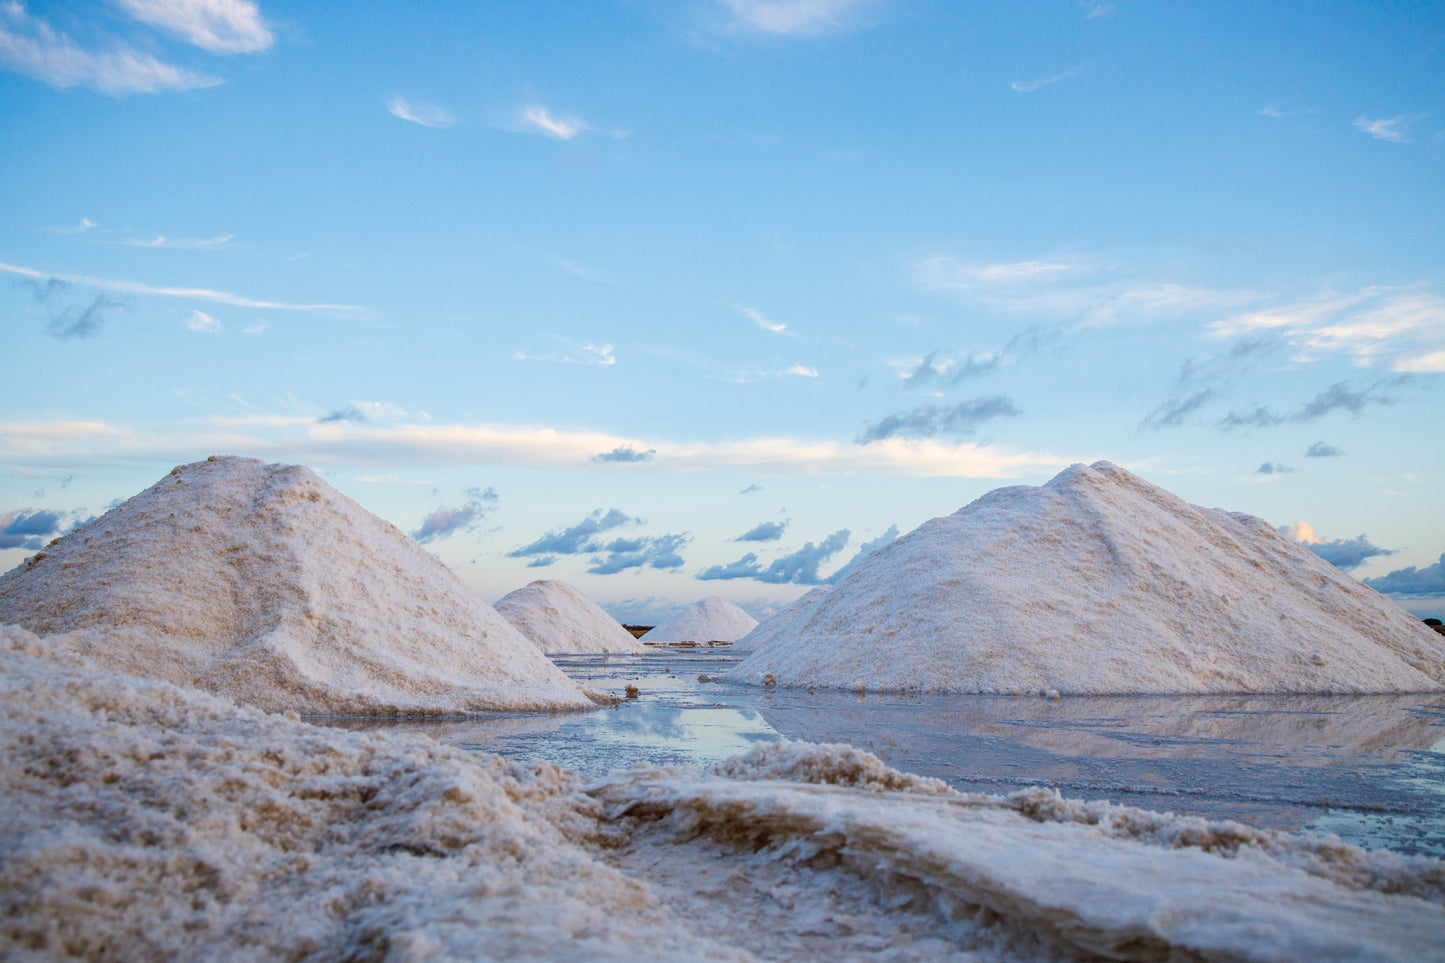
[731,587,829,654]
[496,580,644,654]
[640,596,758,644]
[0,456,591,714]
[726,461,1445,694]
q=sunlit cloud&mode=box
[0,260,362,313]
[0,2,220,93]
[520,105,587,140]
[715,0,879,37]
[387,95,455,128]
[0,417,1067,479]
[117,0,272,54]
[1353,114,1414,143]
[184,309,222,333]
[782,364,818,377]
[1210,285,1445,364]
[743,306,788,333]
[1395,349,1445,373]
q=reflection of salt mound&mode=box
[731,586,828,653]
[639,596,758,643]
[496,579,644,654]
[727,461,1445,694]
[0,456,590,714]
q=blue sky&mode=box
[2,0,1443,622]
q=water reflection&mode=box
[320,650,1445,856]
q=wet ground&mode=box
[328,648,1445,857]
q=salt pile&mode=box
[496,579,645,654]
[7,626,1444,962]
[727,460,1445,695]
[731,586,828,654]
[639,595,758,644]
[0,456,591,714]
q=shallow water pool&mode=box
[327,649,1445,857]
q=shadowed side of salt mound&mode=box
[496,579,645,654]
[730,586,828,654]
[0,456,592,714]
[639,596,758,644]
[725,460,1445,694]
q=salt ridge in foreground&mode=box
[4,625,1443,962]
[729,461,1445,694]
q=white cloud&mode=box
[0,416,1067,479]
[0,260,362,313]
[0,2,221,93]
[716,0,877,36]
[743,306,788,333]
[242,320,267,335]
[387,96,455,129]
[1395,349,1445,373]
[915,256,1075,289]
[44,217,97,233]
[184,309,221,333]
[520,106,587,140]
[116,0,272,54]
[782,364,818,377]
[1211,285,1445,363]
[125,233,234,249]
[1353,115,1413,143]
[515,336,616,366]
[1010,65,1082,94]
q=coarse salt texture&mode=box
[496,579,644,654]
[0,456,592,714]
[727,461,1445,694]
[731,586,829,654]
[639,596,758,644]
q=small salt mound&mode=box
[496,579,644,654]
[639,596,758,644]
[0,456,591,714]
[726,461,1445,694]
[730,586,829,654]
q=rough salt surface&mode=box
[639,596,759,644]
[731,586,829,654]
[0,456,591,714]
[727,461,1445,695]
[496,579,644,654]
[8,626,1444,962]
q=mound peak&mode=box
[495,579,644,654]
[639,596,758,644]
[727,461,1445,694]
[0,456,591,714]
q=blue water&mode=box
[328,649,1445,857]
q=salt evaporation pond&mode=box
[329,648,1445,858]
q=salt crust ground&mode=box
[728,461,1445,695]
[495,580,644,654]
[0,457,590,714]
[640,596,759,644]
[5,625,1445,962]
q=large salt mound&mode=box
[731,586,829,654]
[726,460,1445,695]
[639,595,758,644]
[496,579,644,654]
[0,456,592,714]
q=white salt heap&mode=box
[0,456,592,714]
[496,579,645,654]
[730,586,829,654]
[6,626,1444,961]
[727,460,1445,694]
[639,595,758,644]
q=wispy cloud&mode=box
[858,396,1020,443]
[1395,349,1445,373]
[126,233,235,249]
[1353,114,1415,143]
[916,256,1075,289]
[714,0,878,36]
[1254,461,1296,476]
[1010,65,1082,93]
[736,520,787,542]
[505,508,689,575]
[184,309,222,333]
[0,260,361,313]
[743,306,788,334]
[0,2,221,93]
[1305,441,1342,458]
[411,487,498,544]
[0,417,1066,479]
[1218,380,1400,431]
[242,320,267,335]
[16,276,125,338]
[387,95,455,128]
[540,253,613,284]
[699,529,850,585]
[44,217,97,234]
[1138,336,1279,431]
[515,336,616,366]
[896,323,1064,389]
[592,446,656,464]
[782,364,818,377]
[520,105,587,140]
[116,0,272,54]
[1210,285,1445,364]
